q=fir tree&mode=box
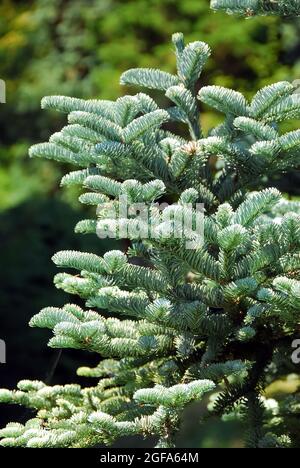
[1,9,300,448]
[211,0,300,16]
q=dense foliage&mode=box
[1,19,300,446]
[211,0,300,16]
[1,0,300,211]
[0,0,299,449]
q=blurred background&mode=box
[0,0,299,447]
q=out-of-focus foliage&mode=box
[0,196,116,427]
[1,0,300,210]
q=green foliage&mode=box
[0,197,116,430]
[2,0,300,212]
[211,0,300,16]
[1,23,299,448]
